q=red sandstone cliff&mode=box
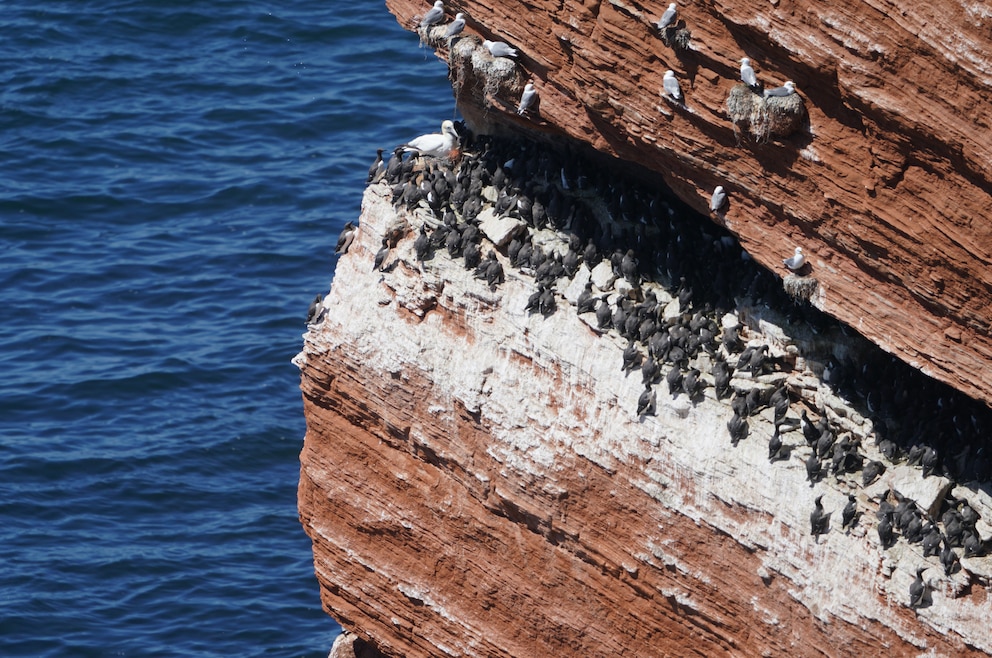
[298,2,992,655]
[389,0,992,407]
[298,184,992,657]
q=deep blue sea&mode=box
[0,2,455,655]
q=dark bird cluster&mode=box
[872,488,985,573]
[346,124,992,581]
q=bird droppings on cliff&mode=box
[662,70,683,103]
[342,121,992,595]
[709,186,726,212]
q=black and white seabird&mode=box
[810,495,830,538]
[637,385,657,417]
[841,494,858,530]
[372,238,390,271]
[306,293,323,325]
[908,567,928,609]
[335,221,356,255]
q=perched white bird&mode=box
[517,82,537,115]
[483,39,518,59]
[403,120,459,158]
[764,80,797,98]
[740,58,758,88]
[783,247,806,271]
[662,70,682,101]
[657,2,678,29]
[444,12,465,38]
[710,186,727,212]
[420,0,445,28]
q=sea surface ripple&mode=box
[0,2,455,655]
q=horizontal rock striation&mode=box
[388,0,992,407]
[298,148,992,655]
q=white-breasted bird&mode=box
[444,12,465,38]
[657,3,678,29]
[710,186,727,212]
[764,80,797,98]
[402,120,459,158]
[483,39,518,58]
[662,70,682,101]
[420,0,445,28]
[740,57,758,88]
[517,82,537,115]
[783,247,806,271]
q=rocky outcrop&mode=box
[387,0,992,407]
[297,180,992,657]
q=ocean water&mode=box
[0,2,455,655]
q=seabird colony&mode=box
[311,0,992,610]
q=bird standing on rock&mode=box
[517,82,538,116]
[444,12,465,38]
[740,57,758,89]
[420,0,445,28]
[662,70,682,102]
[372,238,390,271]
[709,185,726,212]
[810,495,830,539]
[657,2,678,29]
[335,221,356,255]
[909,567,928,609]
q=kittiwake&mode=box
[740,58,758,88]
[445,12,465,38]
[657,3,678,29]
[764,80,796,98]
[517,82,537,115]
[783,246,805,271]
[420,0,444,28]
[483,39,518,59]
[710,185,726,212]
[662,70,682,101]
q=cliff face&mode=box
[387,0,992,407]
[297,182,992,657]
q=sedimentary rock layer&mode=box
[387,0,992,406]
[297,185,992,657]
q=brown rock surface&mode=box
[388,0,992,406]
[297,184,992,657]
